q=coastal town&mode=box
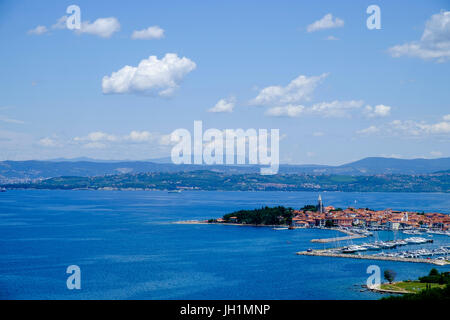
[211,195,450,233]
[198,195,450,266]
[290,195,450,232]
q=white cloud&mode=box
[358,116,450,137]
[126,131,153,142]
[388,11,450,62]
[325,35,339,40]
[264,100,380,118]
[102,53,196,96]
[313,131,324,137]
[27,25,48,35]
[208,98,235,113]
[77,17,120,38]
[52,16,68,29]
[443,114,450,121]
[250,73,328,106]
[265,105,305,117]
[38,137,60,147]
[0,115,24,124]
[308,100,364,117]
[307,14,344,32]
[47,15,120,38]
[357,125,380,135]
[32,15,120,38]
[131,26,164,40]
[429,121,450,134]
[74,131,118,142]
[364,104,391,118]
[73,131,171,149]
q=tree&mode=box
[384,270,396,284]
[325,220,335,228]
[429,268,439,277]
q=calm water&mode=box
[0,190,449,300]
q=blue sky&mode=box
[0,0,449,164]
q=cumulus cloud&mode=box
[357,116,450,137]
[208,98,235,113]
[102,53,196,96]
[357,125,380,135]
[264,100,366,118]
[126,131,153,142]
[307,14,344,32]
[131,26,164,40]
[48,15,120,38]
[364,104,391,118]
[325,35,339,41]
[254,73,391,119]
[388,11,450,62]
[38,137,59,147]
[74,131,118,142]
[73,131,171,149]
[443,114,450,121]
[265,105,305,117]
[77,17,120,38]
[308,100,364,117]
[250,73,328,106]
[27,25,48,35]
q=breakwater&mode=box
[310,228,368,243]
[296,249,449,266]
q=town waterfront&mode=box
[0,190,449,300]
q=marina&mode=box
[297,247,450,266]
[299,235,449,266]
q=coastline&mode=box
[174,220,297,228]
[174,220,361,242]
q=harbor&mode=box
[298,235,450,266]
[297,247,450,266]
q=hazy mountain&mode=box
[0,157,449,182]
[333,157,450,175]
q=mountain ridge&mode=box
[0,157,449,182]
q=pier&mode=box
[310,228,368,243]
[296,249,449,266]
[310,234,367,243]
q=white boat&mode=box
[342,245,367,253]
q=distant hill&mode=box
[3,170,449,193]
[0,160,261,182]
[0,157,449,182]
[331,157,450,175]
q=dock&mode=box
[310,234,366,243]
[310,228,368,243]
[296,249,449,266]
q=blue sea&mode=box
[0,190,449,300]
